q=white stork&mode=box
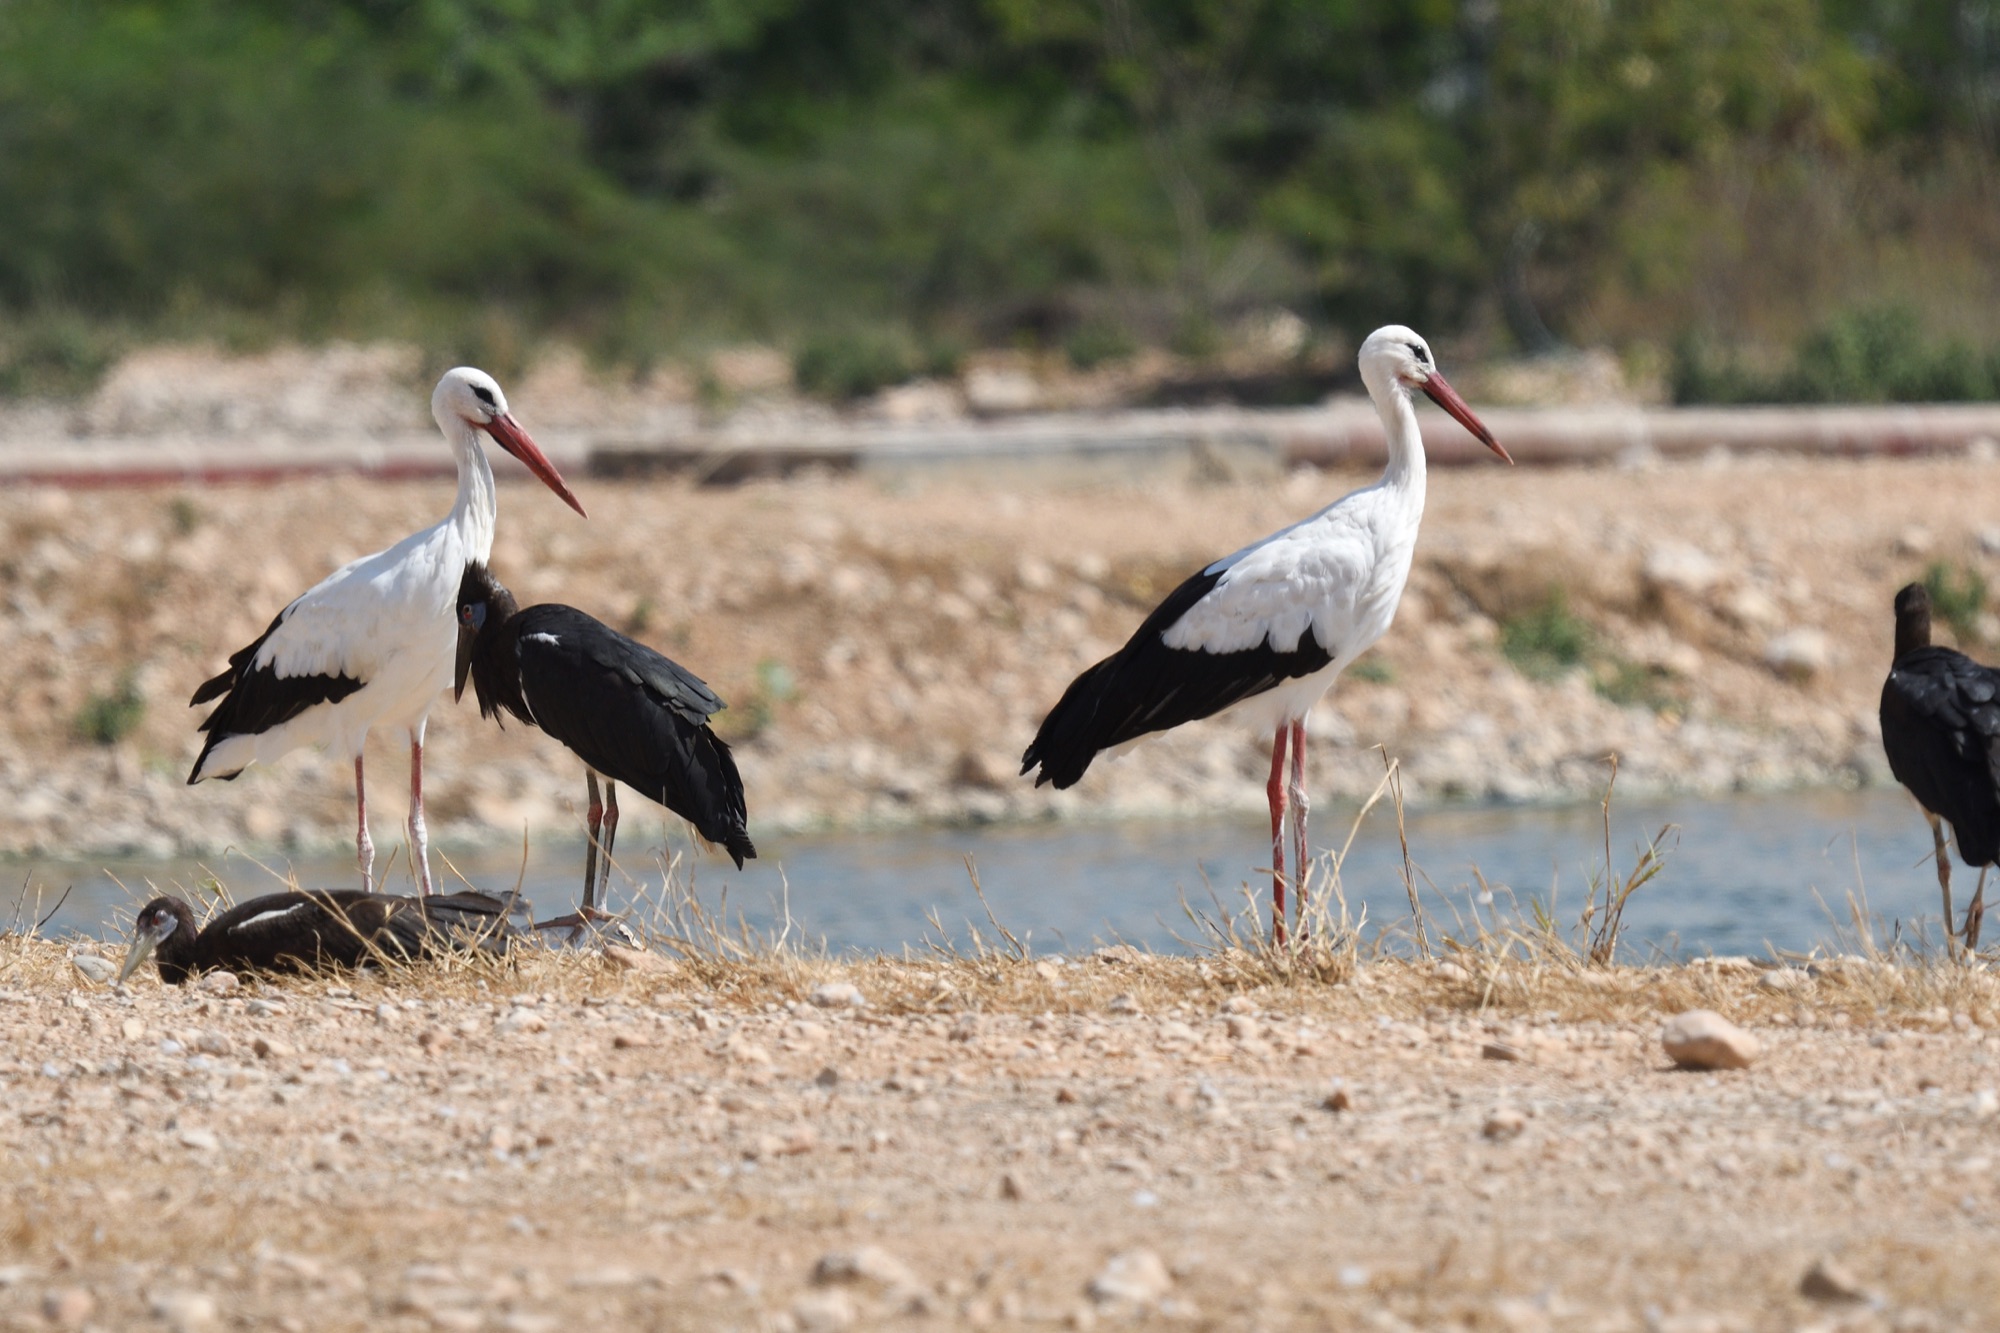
[187,368,587,894]
[1021,325,1509,941]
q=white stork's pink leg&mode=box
[408,734,434,895]
[355,756,375,891]
[1288,718,1309,940]
[1267,727,1290,944]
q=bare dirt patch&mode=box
[3,935,1998,1331]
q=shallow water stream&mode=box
[11,786,1965,959]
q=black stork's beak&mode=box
[117,916,170,984]
[454,602,486,704]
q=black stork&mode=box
[1880,581,1999,954]
[453,562,755,925]
[1021,325,1507,943]
[115,889,523,985]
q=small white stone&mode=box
[1662,1010,1759,1071]
[71,955,117,985]
[791,1289,858,1332]
[495,1008,547,1035]
[1970,1088,1999,1120]
[177,1126,220,1152]
[1087,1250,1172,1306]
[809,981,867,1009]
[149,1290,219,1331]
[1757,968,1809,993]
[195,970,239,996]
[195,1029,232,1056]
[1764,628,1832,682]
[1482,1108,1527,1141]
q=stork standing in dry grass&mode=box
[1021,326,1509,942]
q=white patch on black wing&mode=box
[526,632,562,648]
[231,904,309,933]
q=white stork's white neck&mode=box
[1372,377,1428,506]
[443,415,499,562]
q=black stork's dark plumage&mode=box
[453,562,755,923]
[116,889,523,985]
[1880,581,1999,953]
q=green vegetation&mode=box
[1673,307,2000,405]
[1924,562,1990,644]
[1499,589,1682,713]
[1347,659,1395,685]
[75,673,144,746]
[715,658,800,743]
[0,2,1995,390]
[1500,591,1592,681]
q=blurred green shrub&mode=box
[1674,306,2000,404]
[1924,562,1989,644]
[76,673,144,745]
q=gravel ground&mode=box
[3,451,1994,862]
[2,941,1998,1331]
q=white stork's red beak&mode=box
[483,412,588,516]
[1419,371,1511,464]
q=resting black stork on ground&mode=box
[1880,581,1999,953]
[1021,325,1508,943]
[454,562,755,928]
[115,889,523,985]
[187,368,587,896]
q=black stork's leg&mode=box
[355,756,375,892]
[1288,718,1310,942]
[408,733,434,895]
[582,771,605,914]
[1968,867,1988,952]
[1266,727,1290,946]
[594,781,621,913]
[1927,811,1958,958]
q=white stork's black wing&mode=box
[1021,563,1334,789]
[1881,645,2000,865]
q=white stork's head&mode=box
[431,367,588,517]
[1358,326,1510,463]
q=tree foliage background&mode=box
[1,0,1997,391]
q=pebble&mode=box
[1763,628,1832,681]
[603,943,665,973]
[122,1018,146,1041]
[71,955,116,984]
[1322,1085,1354,1113]
[1798,1255,1873,1303]
[1757,968,1809,993]
[999,1171,1029,1201]
[814,1066,841,1088]
[149,1291,219,1331]
[791,1289,858,1332]
[812,1245,919,1292]
[42,1287,95,1327]
[1481,1040,1528,1062]
[196,971,240,996]
[1661,1010,1760,1071]
[496,1008,547,1036]
[178,1126,221,1152]
[725,1037,772,1064]
[195,1029,232,1056]
[612,1031,652,1049]
[1087,1250,1172,1306]
[1971,1088,1999,1119]
[809,981,867,1009]
[1224,1014,1260,1041]
[252,1036,293,1060]
[1482,1107,1527,1141]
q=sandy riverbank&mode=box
[1,937,1996,1330]
[2,451,1995,861]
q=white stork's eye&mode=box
[471,385,496,408]
[1408,343,1431,367]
